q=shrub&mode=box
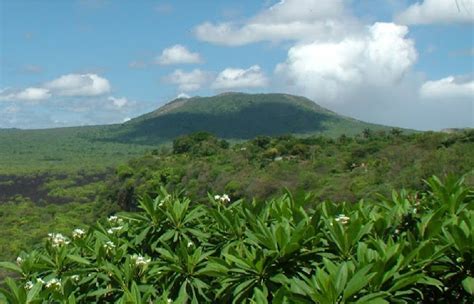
[2,177,472,303]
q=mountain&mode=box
[112,92,393,143]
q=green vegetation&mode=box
[1,129,472,265]
[0,126,153,175]
[1,176,472,302]
[106,130,474,209]
[118,93,395,143]
[0,93,472,302]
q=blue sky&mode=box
[0,0,473,130]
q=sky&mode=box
[0,0,473,130]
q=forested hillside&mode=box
[107,130,474,210]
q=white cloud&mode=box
[176,92,190,99]
[165,69,210,91]
[0,87,51,101]
[212,65,268,91]
[396,0,474,25]
[155,45,203,65]
[194,0,357,46]
[108,96,128,108]
[275,22,418,102]
[45,73,110,96]
[420,75,474,99]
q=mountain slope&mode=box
[114,93,392,143]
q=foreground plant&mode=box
[1,176,472,303]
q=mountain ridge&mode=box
[114,92,395,143]
[0,93,405,148]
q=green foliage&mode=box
[108,130,474,208]
[0,126,153,175]
[117,93,394,143]
[172,132,229,156]
[2,176,472,303]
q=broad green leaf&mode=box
[462,276,474,295]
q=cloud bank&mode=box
[275,22,418,102]
[396,0,474,25]
[194,0,357,46]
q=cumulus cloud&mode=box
[45,73,111,96]
[212,65,268,91]
[275,22,418,102]
[194,0,357,46]
[155,45,203,65]
[0,73,111,103]
[0,87,51,101]
[420,75,474,99]
[396,0,474,25]
[165,69,211,91]
[108,96,128,108]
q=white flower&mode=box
[221,194,230,203]
[335,214,350,225]
[72,228,85,239]
[107,226,123,234]
[16,256,23,265]
[131,254,151,267]
[36,278,45,284]
[45,278,61,290]
[71,275,80,282]
[215,194,230,203]
[48,233,70,247]
[103,241,116,253]
[25,281,34,290]
[167,299,173,304]
[187,241,194,248]
[108,215,123,224]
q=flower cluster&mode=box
[103,241,116,253]
[214,194,230,204]
[108,215,123,225]
[16,256,23,265]
[335,214,350,225]
[107,226,123,234]
[45,278,62,291]
[48,233,70,247]
[72,228,86,239]
[131,254,151,267]
[25,281,34,290]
